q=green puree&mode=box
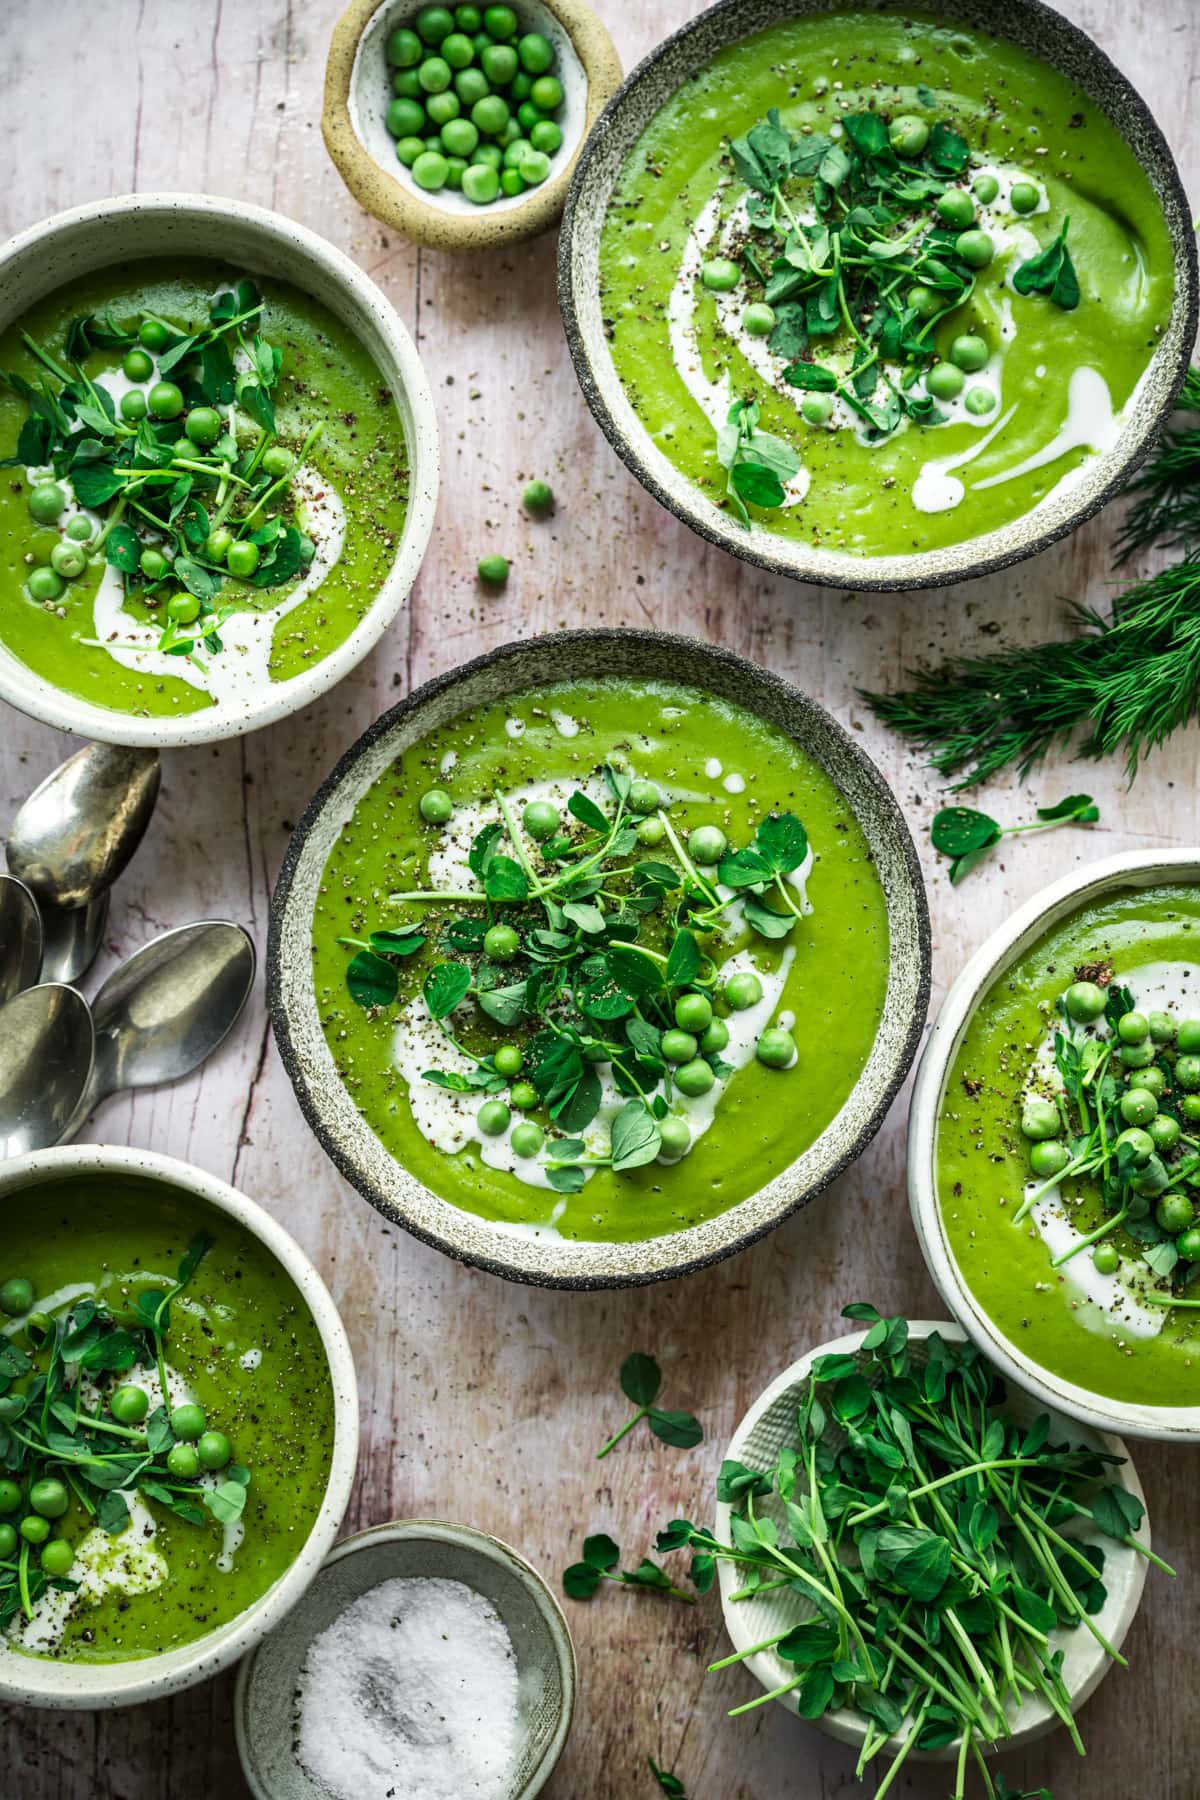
[0,259,408,718]
[937,884,1200,1407]
[313,678,890,1242]
[599,11,1174,557]
[4,1175,334,1663]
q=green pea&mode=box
[260,445,292,480]
[700,257,740,293]
[937,188,975,229]
[1149,1114,1181,1153]
[908,284,944,320]
[675,1058,715,1097]
[511,70,532,101]
[394,67,424,98]
[167,1443,201,1479]
[27,566,65,604]
[455,67,490,105]
[503,138,531,170]
[529,118,562,155]
[472,93,510,135]
[227,539,260,579]
[20,1516,50,1545]
[530,74,562,112]
[197,1430,233,1471]
[41,1538,74,1577]
[964,386,996,416]
[494,1044,523,1077]
[397,135,428,167]
[445,156,467,189]
[510,1121,544,1158]
[1091,1241,1120,1276]
[122,347,154,381]
[518,31,554,74]
[120,388,148,421]
[455,4,482,28]
[636,817,666,846]
[387,27,423,66]
[755,1028,794,1070]
[1010,181,1039,215]
[0,1481,22,1515]
[472,142,503,170]
[523,798,558,839]
[484,923,519,962]
[477,1099,511,1136]
[483,5,517,38]
[658,1116,691,1159]
[700,1018,729,1055]
[801,392,833,426]
[139,546,169,582]
[442,116,479,157]
[888,115,929,157]
[518,148,550,186]
[30,1477,68,1519]
[1127,1065,1166,1097]
[1119,1086,1157,1127]
[167,592,200,624]
[973,172,1000,205]
[926,361,965,401]
[1121,1042,1155,1068]
[1176,1054,1200,1091]
[1157,1191,1195,1235]
[949,334,989,372]
[662,1029,699,1065]
[1114,1126,1155,1166]
[481,42,518,83]
[523,478,553,512]
[185,406,222,447]
[675,993,713,1034]
[1177,1019,1200,1054]
[1118,1010,1150,1044]
[1176,1226,1200,1262]
[148,380,184,419]
[416,5,455,43]
[510,1081,539,1111]
[463,162,501,202]
[1029,1139,1069,1179]
[65,515,94,542]
[0,1524,16,1558]
[441,30,475,68]
[956,229,994,268]
[49,541,85,580]
[1180,1094,1200,1123]
[138,317,170,352]
[0,1278,33,1317]
[28,482,66,524]
[1149,1010,1177,1044]
[171,1402,207,1441]
[419,787,453,824]
[1064,980,1107,1023]
[110,1383,149,1425]
[688,825,727,865]
[743,302,776,337]
[427,88,461,126]
[418,55,452,96]
[1020,1097,1060,1141]
[628,779,661,813]
[477,552,509,583]
[413,149,450,190]
[725,971,762,1011]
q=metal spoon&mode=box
[6,743,161,911]
[38,890,111,986]
[0,874,43,1005]
[60,921,256,1141]
[0,984,94,1157]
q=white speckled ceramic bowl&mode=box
[0,193,439,747]
[234,1519,576,1800]
[323,0,621,251]
[559,0,1199,592]
[909,849,1200,1443]
[268,628,931,1288]
[0,1145,359,1709]
[718,1321,1150,1758]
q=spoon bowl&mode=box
[6,743,160,911]
[38,891,111,987]
[0,984,93,1157]
[0,874,43,1005]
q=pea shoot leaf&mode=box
[665,929,701,987]
[476,980,528,1026]
[930,806,1001,857]
[610,1100,662,1173]
[369,929,425,957]
[1037,792,1099,823]
[648,1758,687,1797]
[1014,218,1080,310]
[620,1354,662,1407]
[743,895,795,938]
[424,962,472,1019]
[647,1408,703,1449]
[345,950,399,1010]
[484,855,528,903]
[756,811,809,874]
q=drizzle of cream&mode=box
[12,1493,168,1655]
[723,772,745,794]
[705,757,723,779]
[972,367,1119,492]
[550,709,580,738]
[912,404,1019,514]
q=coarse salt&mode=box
[295,1575,519,1799]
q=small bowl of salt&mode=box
[234,1518,576,1800]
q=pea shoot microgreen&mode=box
[658,1304,1169,1800]
[930,794,1098,883]
[596,1353,703,1459]
[647,1757,687,1797]
[561,1531,706,1606]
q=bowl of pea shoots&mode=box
[323,0,622,249]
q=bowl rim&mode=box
[266,625,931,1289]
[322,0,622,252]
[233,1515,577,1800]
[907,846,1200,1442]
[556,0,1200,595]
[0,190,440,748]
[716,1318,1150,1757]
[0,1143,360,1708]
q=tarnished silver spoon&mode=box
[60,921,256,1142]
[38,890,111,986]
[0,874,43,1005]
[0,984,94,1157]
[6,743,161,911]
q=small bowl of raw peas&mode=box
[323,0,621,250]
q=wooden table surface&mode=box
[2,1,1198,1794]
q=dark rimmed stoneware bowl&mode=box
[557,0,1199,594]
[267,630,931,1288]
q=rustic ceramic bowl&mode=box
[234,1519,576,1800]
[0,193,439,747]
[0,1145,359,1709]
[558,0,1199,593]
[908,848,1200,1443]
[323,0,621,251]
[268,628,931,1287]
[717,1321,1150,1757]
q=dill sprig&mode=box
[864,369,1200,788]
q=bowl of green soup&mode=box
[269,628,930,1287]
[559,0,1198,590]
[0,193,438,745]
[910,850,1200,1442]
[0,1145,358,1707]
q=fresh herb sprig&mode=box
[596,1353,703,1459]
[863,369,1200,786]
[562,1531,706,1606]
[930,794,1098,883]
[663,1304,1168,1800]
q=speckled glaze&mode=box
[558,0,1199,593]
[234,1518,576,1800]
[323,0,621,251]
[908,848,1200,1442]
[267,629,931,1288]
[718,1322,1150,1755]
[0,194,439,747]
[0,1145,359,1710]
